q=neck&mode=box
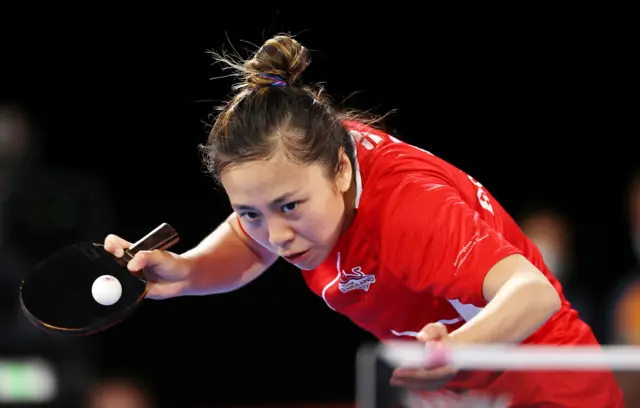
[340,172,358,234]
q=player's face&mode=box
[221,150,354,270]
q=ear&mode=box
[335,148,353,194]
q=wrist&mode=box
[175,253,198,296]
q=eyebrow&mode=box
[232,190,300,210]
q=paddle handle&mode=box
[122,223,180,261]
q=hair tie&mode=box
[260,74,287,86]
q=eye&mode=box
[281,201,300,214]
[239,211,260,221]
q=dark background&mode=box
[1,7,637,407]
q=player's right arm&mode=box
[180,213,278,295]
[104,213,278,299]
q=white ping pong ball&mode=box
[92,275,122,306]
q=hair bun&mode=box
[244,35,310,87]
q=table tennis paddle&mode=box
[19,223,179,336]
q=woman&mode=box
[104,35,623,406]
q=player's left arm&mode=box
[448,252,561,344]
[382,176,561,345]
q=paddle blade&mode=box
[20,243,146,334]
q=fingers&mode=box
[126,250,164,273]
[390,323,455,391]
[105,234,168,272]
[392,366,456,382]
[390,366,457,390]
[104,234,133,258]
[417,322,448,342]
[104,232,186,300]
[145,281,186,300]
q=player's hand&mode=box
[103,233,192,300]
[390,323,459,391]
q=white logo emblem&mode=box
[338,266,376,293]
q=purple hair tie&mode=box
[260,74,287,86]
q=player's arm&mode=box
[180,213,278,295]
[382,178,561,345]
[448,253,561,344]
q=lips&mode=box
[283,250,309,262]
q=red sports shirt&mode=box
[298,121,623,406]
[235,121,623,406]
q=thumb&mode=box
[417,322,448,342]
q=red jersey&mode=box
[298,121,624,406]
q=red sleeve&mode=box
[379,176,522,307]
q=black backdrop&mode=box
[2,7,636,406]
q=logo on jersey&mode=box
[468,175,494,215]
[338,266,376,293]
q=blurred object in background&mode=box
[520,207,594,326]
[85,374,155,408]
[0,102,115,263]
[0,347,93,408]
[613,280,640,344]
[1,102,113,407]
[0,101,116,337]
[520,209,571,280]
[0,356,57,404]
[0,102,47,342]
[0,103,34,206]
[606,169,640,406]
[609,169,640,344]
[3,165,117,262]
[630,170,640,263]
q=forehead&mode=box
[221,156,324,203]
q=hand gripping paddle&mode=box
[19,223,179,336]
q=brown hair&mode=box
[200,34,379,183]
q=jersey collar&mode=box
[352,139,363,209]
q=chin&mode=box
[295,259,321,271]
[296,251,329,271]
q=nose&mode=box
[267,218,295,249]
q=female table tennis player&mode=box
[104,35,623,406]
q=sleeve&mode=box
[379,176,522,307]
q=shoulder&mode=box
[342,121,471,217]
[343,122,507,228]
[343,121,453,184]
[342,123,464,254]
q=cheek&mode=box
[301,191,345,242]
[240,223,271,249]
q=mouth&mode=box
[283,250,310,263]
